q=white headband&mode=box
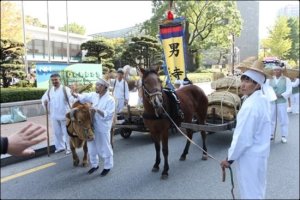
[272,65,283,70]
[243,69,266,85]
[96,78,109,87]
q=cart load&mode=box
[211,76,242,97]
[207,91,241,122]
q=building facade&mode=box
[26,25,92,65]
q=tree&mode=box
[25,15,46,28]
[287,17,299,65]
[59,23,86,35]
[80,39,115,69]
[263,16,292,59]
[141,1,242,71]
[1,1,23,43]
[121,35,162,69]
[0,39,26,87]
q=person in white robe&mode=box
[268,65,292,143]
[221,60,272,199]
[72,78,115,177]
[112,68,129,113]
[290,77,299,114]
[41,73,75,154]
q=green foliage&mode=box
[0,88,46,103]
[81,39,115,69]
[121,35,162,69]
[1,39,26,88]
[263,16,292,59]
[59,22,86,35]
[25,15,46,28]
[287,17,299,65]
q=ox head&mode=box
[66,102,94,141]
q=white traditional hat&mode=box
[174,79,181,85]
[117,68,124,74]
[237,59,270,85]
[96,77,109,87]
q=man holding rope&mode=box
[221,60,272,199]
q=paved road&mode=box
[1,113,299,199]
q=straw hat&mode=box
[283,68,300,79]
[237,59,271,78]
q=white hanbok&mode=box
[77,91,115,169]
[228,90,272,199]
[291,78,299,114]
[112,79,129,113]
[41,85,74,151]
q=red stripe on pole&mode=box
[160,26,182,34]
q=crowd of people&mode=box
[0,61,299,199]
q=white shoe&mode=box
[281,137,287,143]
[55,149,64,153]
[65,150,71,155]
[287,107,292,113]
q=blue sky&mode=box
[17,1,299,39]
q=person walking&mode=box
[290,77,299,114]
[41,73,74,154]
[72,78,115,177]
[268,64,292,143]
[221,60,272,199]
[112,68,129,113]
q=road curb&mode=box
[1,145,56,167]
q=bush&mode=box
[0,88,47,103]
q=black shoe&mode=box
[87,166,99,174]
[100,169,110,177]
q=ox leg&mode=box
[70,140,80,167]
[179,130,193,161]
[200,130,208,160]
[151,134,160,172]
[82,141,89,167]
[161,131,169,180]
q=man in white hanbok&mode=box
[290,77,299,114]
[221,60,272,199]
[41,73,74,154]
[112,68,129,113]
[268,65,292,143]
[73,78,115,176]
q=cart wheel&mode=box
[120,128,132,139]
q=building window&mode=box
[35,39,45,59]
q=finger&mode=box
[26,128,46,141]
[24,126,44,138]
[21,149,36,156]
[19,123,33,134]
[29,136,47,145]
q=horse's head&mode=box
[66,102,94,141]
[140,67,164,116]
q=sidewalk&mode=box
[1,115,56,167]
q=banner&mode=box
[159,17,187,85]
[36,63,102,88]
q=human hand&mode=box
[7,123,47,156]
[276,93,282,98]
[72,92,78,98]
[220,160,231,169]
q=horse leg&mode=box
[161,131,169,180]
[152,135,161,172]
[179,129,193,161]
[82,141,89,167]
[200,130,208,160]
[70,139,80,166]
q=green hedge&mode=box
[0,88,47,103]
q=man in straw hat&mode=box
[72,78,115,177]
[266,62,292,143]
[112,68,129,113]
[221,59,272,199]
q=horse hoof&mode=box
[73,160,79,166]
[152,167,159,172]
[202,155,208,160]
[179,156,186,161]
[161,174,168,180]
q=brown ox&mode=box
[66,101,94,167]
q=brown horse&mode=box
[140,67,208,179]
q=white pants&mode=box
[87,131,113,169]
[51,119,70,151]
[236,155,268,199]
[116,98,125,113]
[271,102,289,137]
[290,93,299,114]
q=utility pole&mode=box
[21,1,28,75]
[231,33,235,75]
[66,0,70,64]
[47,0,51,63]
